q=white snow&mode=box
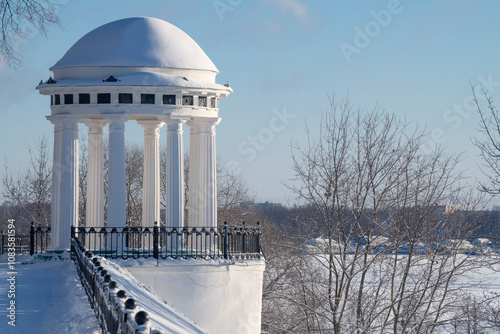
[0,254,101,333]
[116,257,266,334]
[97,257,208,334]
[36,71,232,92]
[0,253,209,333]
[51,17,218,72]
[113,256,265,268]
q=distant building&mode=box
[231,200,282,210]
[431,202,455,214]
[257,201,280,209]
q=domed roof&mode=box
[51,17,218,73]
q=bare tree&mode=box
[482,291,500,331]
[125,143,143,225]
[471,86,500,195]
[262,96,486,333]
[2,136,52,230]
[261,209,320,333]
[79,134,87,225]
[217,159,254,223]
[0,0,61,66]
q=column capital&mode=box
[83,119,108,134]
[46,116,64,131]
[160,114,191,123]
[62,119,79,131]
[137,119,165,136]
[47,114,81,129]
[186,117,221,134]
[160,115,190,130]
[103,113,128,127]
[46,115,63,125]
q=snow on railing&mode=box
[71,238,162,334]
[71,222,262,261]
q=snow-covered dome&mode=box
[51,17,218,81]
[38,16,231,113]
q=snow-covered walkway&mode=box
[0,253,208,334]
[0,254,101,334]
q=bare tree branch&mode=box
[0,0,61,67]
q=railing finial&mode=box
[135,311,150,326]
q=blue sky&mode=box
[1,0,500,205]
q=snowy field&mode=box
[262,252,500,333]
[0,254,100,333]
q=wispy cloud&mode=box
[262,0,314,29]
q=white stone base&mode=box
[124,260,265,334]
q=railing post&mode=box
[30,222,35,256]
[0,231,4,255]
[257,221,261,254]
[223,222,228,260]
[153,222,159,260]
[71,225,75,239]
[242,221,246,254]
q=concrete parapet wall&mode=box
[124,260,265,334]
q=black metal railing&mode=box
[0,223,51,256]
[71,238,156,334]
[72,222,262,260]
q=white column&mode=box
[187,117,221,229]
[187,119,200,227]
[60,117,79,250]
[163,116,189,229]
[105,114,127,228]
[47,116,63,250]
[138,120,164,227]
[84,119,107,250]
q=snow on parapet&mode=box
[51,17,218,73]
[71,238,207,334]
[36,72,232,92]
[98,257,208,333]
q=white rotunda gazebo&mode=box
[37,17,232,250]
[37,17,265,334]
